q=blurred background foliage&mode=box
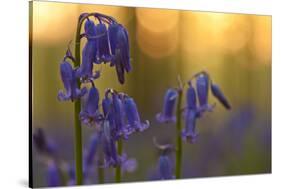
[31,1,271,187]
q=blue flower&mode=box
[182,84,198,143]
[112,93,128,138]
[80,86,101,127]
[124,96,149,132]
[96,23,111,63]
[211,83,231,110]
[182,109,198,144]
[156,88,178,123]
[196,73,213,112]
[102,134,120,168]
[46,161,61,187]
[33,128,57,156]
[58,61,87,101]
[102,96,116,136]
[158,155,174,180]
[109,23,131,84]
[76,19,97,79]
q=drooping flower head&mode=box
[58,61,87,101]
[80,86,101,127]
[109,23,131,84]
[211,83,231,110]
[96,23,111,63]
[196,73,209,107]
[156,88,178,123]
[182,83,199,143]
[76,19,97,79]
[124,96,149,132]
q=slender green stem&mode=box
[73,18,83,185]
[175,89,183,179]
[115,139,123,183]
[98,166,104,184]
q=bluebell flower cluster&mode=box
[82,88,149,167]
[156,71,231,144]
[57,13,131,102]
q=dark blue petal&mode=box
[186,84,197,110]
[102,97,115,130]
[58,61,87,101]
[96,23,111,63]
[182,109,198,144]
[80,87,100,127]
[46,161,61,187]
[116,25,131,72]
[112,93,126,137]
[84,19,97,38]
[113,49,125,84]
[108,23,119,55]
[156,88,178,123]
[211,83,231,109]
[124,97,149,132]
[76,41,96,78]
[196,73,209,107]
[158,155,173,180]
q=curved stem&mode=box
[73,17,84,185]
[115,139,123,183]
[175,89,183,179]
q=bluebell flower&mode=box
[112,93,128,138]
[102,96,116,137]
[112,49,125,84]
[196,73,214,112]
[182,109,198,144]
[76,19,97,79]
[124,96,149,132]
[182,84,198,143]
[102,134,120,168]
[96,23,111,63]
[80,86,101,127]
[109,23,131,84]
[122,158,138,173]
[211,83,231,110]
[33,128,57,156]
[58,61,87,101]
[46,161,61,187]
[158,155,174,180]
[156,88,178,123]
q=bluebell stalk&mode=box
[156,72,231,179]
[156,88,178,123]
[57,12,134,185]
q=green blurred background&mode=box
[31,1,271,187]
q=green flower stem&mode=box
[175,89,183,179]
[98,166,105,184]
[73,18,84,185]
[115,139,123,183]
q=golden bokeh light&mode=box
[251,16,272,64]
[32,1,78,44]
[136,8,180,59]
[181,12,250,56]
